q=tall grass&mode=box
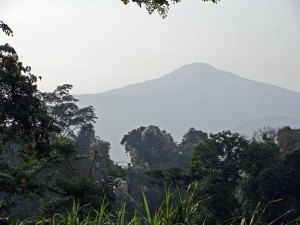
[140,183,202,225]
[2,185,299,225]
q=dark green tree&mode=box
[121,125,180,216]
[177,128,208,166]
[0,36,57,158]
[42,176,105,216]
[0,21,59,218]
[146,128,207,188]
[277,126,300,153]
[241,139,280,178]
[40,136,115,216]
[121,125,178,169]
[254,146,300,223]
[190,131,248,223]
[75,123,96,154]
[239,137,281,216]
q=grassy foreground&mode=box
[1,185,299,225]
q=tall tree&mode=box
[254,146,300,223]
[75,123,96,154]
[121,125,177,168]
[190,131,248,223]
[38,84,97,140]
[0,21,59,217]
[277,126,300,153]
[0,34,57,158]
[239,137,280,216]
[177,128,208,166]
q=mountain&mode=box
[77,63,300,162]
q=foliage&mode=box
[252,126,278,143]
[121,125,178,169]
[75,123,96,154]
[121,0,220,18]
[254,146,300,223]
[0,20,59,216]
[2,20,300,224]
[190,130,247,180]
[187,129,300,224]
[0,34,57,158]
[6,184,201,224]
[177,128,208,166]
[241,139,280,178]
[0,28,109,218]
[146,167,190,187]
[4,187,300,225]
[38,84,97,139]
[0,21,13,36]
[89,138,114,178]
[52,138,76,157]
[188,131,248,222]
[38,133,115,216]
[43,177,105,216]
[277,126,300,153]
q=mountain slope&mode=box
[77,63,300,161]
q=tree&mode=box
[121,125,178,168]
[241,139,280,178]
[121,0,220,18]
[89,138,114,177]
[252,126,278,143]
[277,126,300,153]
[177,128,207,166]
[38,84,97,140]
[239,138,281,216]
[0,34,57,158]
[0,21,121,221]
[42,176,105,216]
[36,87,115,216]
[254,146,300,223]
[189,131,248,223]
[0,21,60,217]
[75,123,96,154]
[121,125,180,215]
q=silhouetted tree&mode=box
[277,126,300,152]
[177,128,208,166]
[121,125,178,169]
[190,131,248,223]
[38,84,97,140]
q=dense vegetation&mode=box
[1,21,300,224]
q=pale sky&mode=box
[1,0,300,94]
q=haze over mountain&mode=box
[77,63,300,162]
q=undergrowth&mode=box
[1,184,299,225]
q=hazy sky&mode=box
[1,0,300,94]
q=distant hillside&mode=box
[233,116,300,137]
[77,63,300,162]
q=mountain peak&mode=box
[164,62,218,78]
[77,64,300,161]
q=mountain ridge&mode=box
[79,62,300,96]
[77,63,300,161]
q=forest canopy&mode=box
[1,19,300,224]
